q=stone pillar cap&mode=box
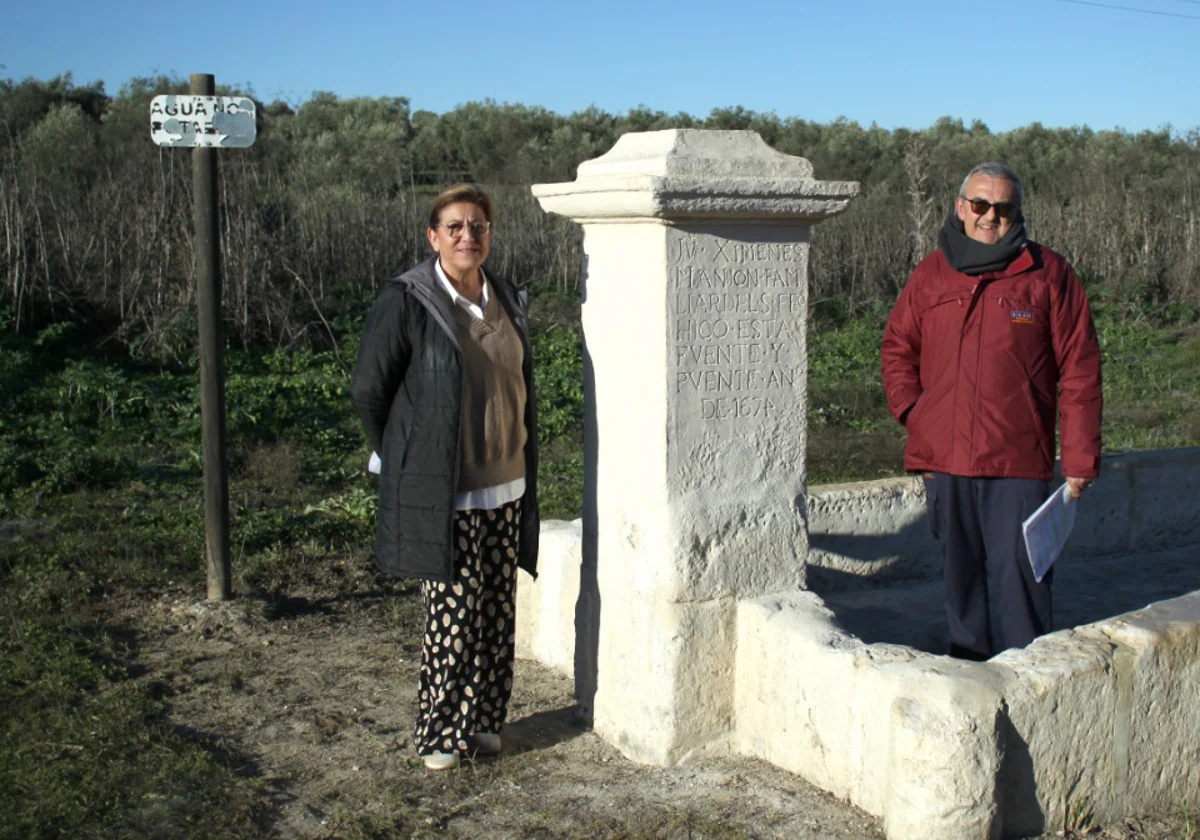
[533,129,860,223]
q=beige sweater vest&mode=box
[451,285,528,492]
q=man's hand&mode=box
[1065,476,1093,498]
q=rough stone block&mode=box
[515,519,582,675]
[884,689,1004,840]
[1123,447,1200,552]
[993,629,1122,837]
[806,476,938,588]
[737,592,1006,837]
[1061,457,1134,558]
[594,597,736,765]
[1100,592,1200,815]
[736,593,862,797]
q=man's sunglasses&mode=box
[435,220,492,238]
[961,197,1019,219]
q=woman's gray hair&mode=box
[958,163,1024,207]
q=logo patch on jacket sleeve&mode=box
[1010,309,1035,324]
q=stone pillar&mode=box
[533,130,858,764]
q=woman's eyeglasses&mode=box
[436,221,491,238]
[961,197,1018,219]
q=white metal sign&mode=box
[150,95,256,148]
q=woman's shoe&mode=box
[422,751,460,771]
[472,733,502,756]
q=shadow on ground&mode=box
[821,543,1200,655]
[503,705,587,756]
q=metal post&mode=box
[191,72,232,600]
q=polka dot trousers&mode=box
[414,498,520,757]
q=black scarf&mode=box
[937,205,1027,275]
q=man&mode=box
[881,162,1102,660]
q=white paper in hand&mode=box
[1021,483,1077,583]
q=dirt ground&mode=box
[116,559,1186,840]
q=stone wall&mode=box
[735,588,1200,839]
[806,446,1200,592]
[517,449,1200,836]
[519,447,1200,675]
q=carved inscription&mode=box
[672,233,805,422]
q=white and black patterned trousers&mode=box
[414,498,520,756]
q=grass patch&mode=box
[805,301,1200,485]
[1094,315,1200,452]
[0,611,263,838]
[1180,797,1199,840]
[0,327,370,834]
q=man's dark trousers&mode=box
[924,473,1053,659]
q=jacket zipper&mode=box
[954,278,995,470]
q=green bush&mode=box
[531,323,584,443]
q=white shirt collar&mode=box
[434,259,488,320]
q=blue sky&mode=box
[3,0,1198,133]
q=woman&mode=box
[350,184,539,771]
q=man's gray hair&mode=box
[958,162,1024,207]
